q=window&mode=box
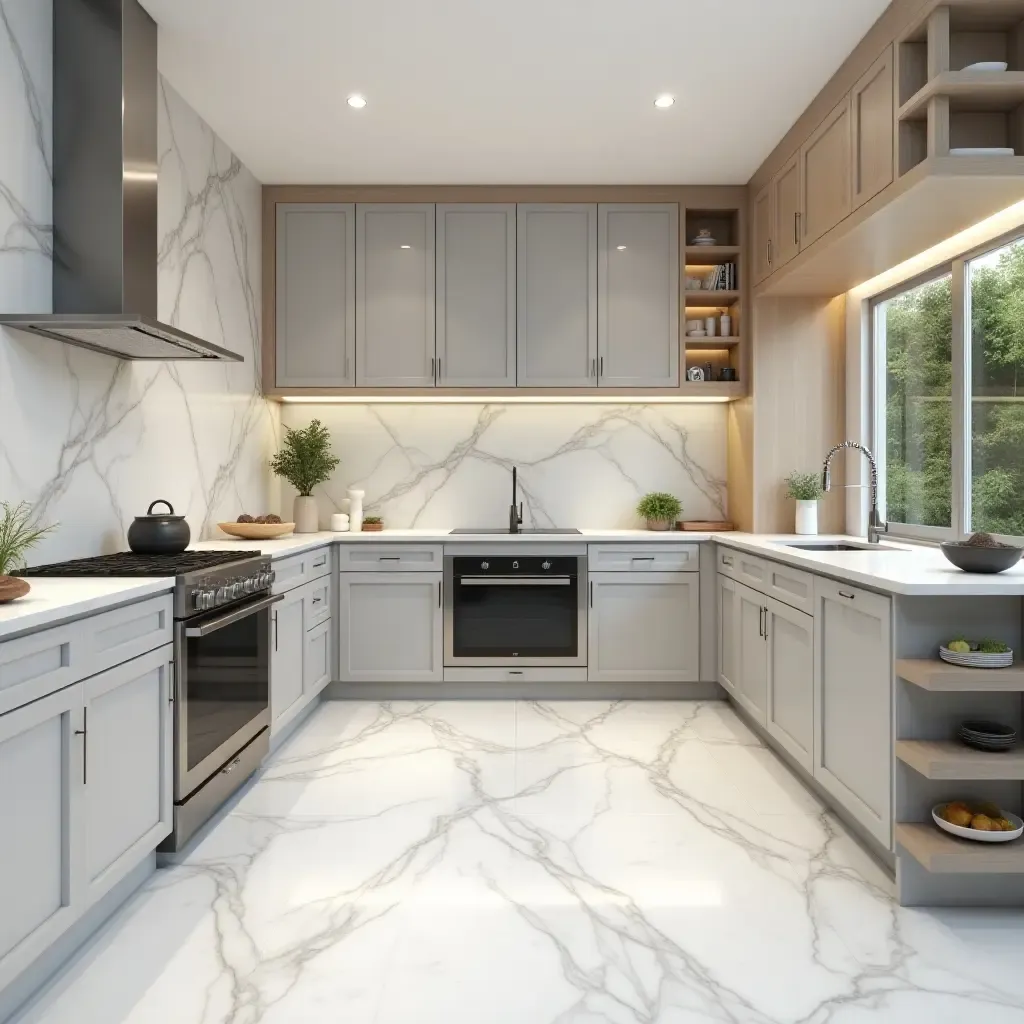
[871,230,1024,543]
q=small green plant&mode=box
[363,516,382,525]
[636,492,682,522]
[978,638,1011,654]
[0,501,56,575]
[785,471,824,502]
[270,420,340,496]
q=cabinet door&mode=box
[800,96,853,247]
[765,598,814,772]
[814,578,892,848]
[356,204,436,387]
[751,183,773,284]
[588,572,699,683]
[339,573,443,683]
[597,204,679,387]
[851,46,894,211]
[271,587,305,730]
[772,152,802,269]
[436,204,516,387]
[517,204,597,387]
[303,618,332,699]
[717,574,739,696]
[83,645,173,903]
[276,203,355,387]
[0,684,84,993]
[735,582,768,726]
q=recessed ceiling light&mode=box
[347,94,367,109]
[616,245,627,250]
[400,244,411,249]
[654,94,675,109]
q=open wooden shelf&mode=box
[684,290,740,306]
[675,381,745,399]
[684,245,741,262]
[684,336,741,349]
[899,71,1024,120]
[897,658,1024,691]
[896,739,1024,780]
[897,822,1024,873]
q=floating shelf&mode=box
[897,822,1024,873]
[896,739,1024,780]
[899,71,1024,121]
[684,290,740,306]
[684,336,742,349]
[896,658,1024,692]
[684,245,741,262]
[675,381,745,399]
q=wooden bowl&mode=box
[217,522,295,540]
[0,576,31,603]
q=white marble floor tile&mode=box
[19,700,1024,1024]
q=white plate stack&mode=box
[939,645,1014,669]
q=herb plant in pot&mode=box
[270,420,340,534]
[0,501,57,602]
[637,493,682,532]
[362,516,384,533]
[786,471,824,536]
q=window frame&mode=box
[869,225,1024,546]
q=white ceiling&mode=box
[140,0,891,186]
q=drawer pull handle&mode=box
[508,670,524,676]
[838,590,855,600]
[632,556,655,561]
[313,557,327,568]
[379,556,401,561]
[722,556,734,566]
[222,757,242,775]
[312,597,322,605]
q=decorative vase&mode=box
[293,495,319,534]
[0,576,30,603]
[646,518,673,532]
[347,489,365,533]
[795,500,818,536]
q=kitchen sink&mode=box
[783,543,899,552]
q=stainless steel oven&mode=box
[444,545,587,668]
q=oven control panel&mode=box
[452,556,579,577]
[184,561,275,615]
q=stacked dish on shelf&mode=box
[959,720,1017,753]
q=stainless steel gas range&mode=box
[20,550,281,851]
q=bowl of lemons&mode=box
[933,801,1023,843]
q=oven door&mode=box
[445,557,586,667]
[173,593,281,799]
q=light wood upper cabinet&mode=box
[356,204,436,387]
[597,204,679,388]
[516,204,598,387]
[436,204,516,387]
[800,96,853,248]
[276,204,355,388]
[851,46,894,211]
[751,184,773,284]
[772,152,802,270]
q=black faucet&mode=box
[509,466,523,534]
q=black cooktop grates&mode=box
[17,550,263,578]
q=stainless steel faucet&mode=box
[509,466,523,535]
[821,441,889,544]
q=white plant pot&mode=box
[294,495,319,534]
[795,500,818,536]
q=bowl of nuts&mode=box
[217,514,295,540]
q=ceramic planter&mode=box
[0,576,30,603]
[362,522,384,532]
[646,518,673,532]
[293,495,319,534]
[795,500,819,536]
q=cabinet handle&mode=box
[379,556,401,562]
[313,557,327,568]
[763,607,769,642]
[437,357,442,381]
[758,606,763,637]
[312,596,322,605]
[767,239,772,266]
[591,357,596,379]
[508,670,524,676]
[75,708,88,785]
[838,590,855,600]
[273,611,278,652]
[438,580,442,608]
[794,211,800,246]
[722,555,734,566]
[599,356,604,378]
[589,580,594,608]
[431,357,436,379]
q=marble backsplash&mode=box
[0,0,277,565]
[278,403,728,530]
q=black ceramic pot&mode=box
[127,500,191,554]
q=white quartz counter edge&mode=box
[0,577,174,642]
[714,533,1024,596]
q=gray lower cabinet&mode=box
[356,204,436,387]
[813,577,892,848]
[516,204,597,387]
[588,572,699,683]
[436,204,516,387]
[275,203,355,387]
[271,587,305,730]
[597,204,679,387]
[717,574,739,696]
[765,598,814,772]
[735,582,769,726]
[339,572,443,683]
[303,618,332,698]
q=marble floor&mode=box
[18,700,1024,1024]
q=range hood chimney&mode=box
[0,0,241,362]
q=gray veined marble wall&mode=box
[0,0,278,564]
[279,404,729,530]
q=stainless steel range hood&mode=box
[0,0,241,362]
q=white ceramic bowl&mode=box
[932,804,1023,843]
[963,61,1008,72]
[218,522,295,539]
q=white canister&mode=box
[330,513,350,532]
[720,314,732,338]
[795,500,819,536]
[293,495,319,534]
[347,488,365,532]
[704,316,717,337]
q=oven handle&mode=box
[458,576,572,587]
[185,593,284,637]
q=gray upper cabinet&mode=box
[516,204,597,387]
[436,204,516,387]
[276,203,355,387]
[356,204,436,387]
[597,204,679,388]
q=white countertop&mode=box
[0,577,173,641]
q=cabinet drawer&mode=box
[83,596,173,680]
[718,547,768,590]
[273,546,332,594]
[337,545,443,573]
[443,667,588,684]
[766,562,814,615]
[304,578,331,630]
[588,544,699,573]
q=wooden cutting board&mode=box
[677,521,734,532]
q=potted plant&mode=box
[636,493,682,531]
[362,516,384,533]
[270,419,340,534]
[785,471,824,536]
[0,501,57,602]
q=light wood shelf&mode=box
[684,245,741,262]
[896,658,1024,691]
[897,822,1024,873]
[896,739,1024,780]
[675,381,745,399]
[684,337,741,349]
[684,290,740,306]
[899,71,1024,121]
